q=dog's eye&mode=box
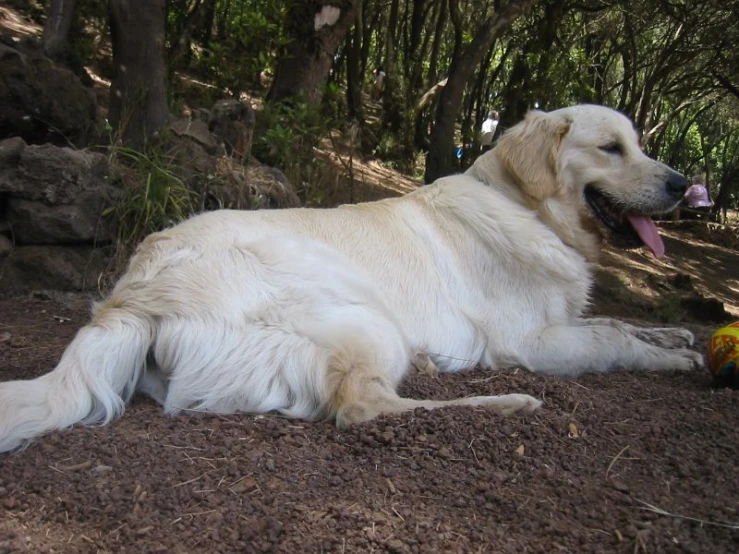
[599,142,623,156]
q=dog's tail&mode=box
[0,306,152,453]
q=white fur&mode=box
[0,105,702,453]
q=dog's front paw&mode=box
[671,349,705,371]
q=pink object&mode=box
[684,184,712,208]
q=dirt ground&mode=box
[2,5,738,553]
[1,222,738,554]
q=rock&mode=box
[246,162,300,208]
[170,117,221,155]
[191,108,211,123]
[7,196,110,244]
[166,132,218,183]
[0,245,108,291]
[0,38,98,146]
[0,136,25,166]
[0,139,119,244]
[205,158,300,210]
[209,99,256,158]
[0,140,115,204]
[0,234,11,258]
[680,294,731,323]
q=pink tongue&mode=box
[626,215,665,259]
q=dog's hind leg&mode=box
[327,353,541,428]
[411,353,440,376]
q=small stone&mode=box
[611,480,630,493]
[438,447,452,459]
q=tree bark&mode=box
[268,1,361,108]
[42,0,76,61]
[424,0,542,183]
[108,0,169,149]
[168,0,211,72]
[381,0,403,131]
[346,8,364,120]
[200,0,217,50]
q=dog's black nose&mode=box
[665,171,689,198]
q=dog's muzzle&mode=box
[584,185,667,259]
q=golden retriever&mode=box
[0,104,703,453]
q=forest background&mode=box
[6,0,739,230]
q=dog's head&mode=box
[485,105,687,261]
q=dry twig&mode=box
[636,499,739,530]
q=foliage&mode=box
[103,146,204,262]
[252,93,335,202]
[21,0,739,214]
[188,0,289,96]
[77,0,739,206]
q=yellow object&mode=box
[708,322,739,388]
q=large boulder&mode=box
[170,117,221,156]
[206,157,301,210]
[167,106,300,211]
[208,99,256,158]
[0,98,299,293]
[0,37,98,146]
[0,245,108,292]
[0,138,119,244]
[7,197,108,244]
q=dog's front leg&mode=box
[580,317,694,349]
[524,323,704,376]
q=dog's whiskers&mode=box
[426,352,477,365]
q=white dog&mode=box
[0,105,703,453]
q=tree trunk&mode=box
[360,0,377,79]
[200,0,217,49]
[425,0,542,183]
[216,0,231,42]
[346,8,364,120]
[382,0,403,131]
[168,0,210,72]
[108,0,169,149]
[42,0,76,61]
[268,0,361,108]
[413,0,446,150]
[712,181,729,222]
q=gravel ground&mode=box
[1,290,737,554]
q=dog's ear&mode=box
[494,110,572,201]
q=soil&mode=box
[1,223,738,554]
[1,8,738,553]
